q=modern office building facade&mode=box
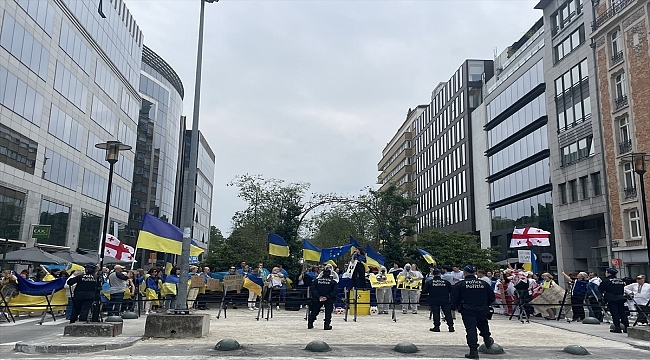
[413,60,493,233]
[377,106,426,193]
[481,19,555,265]
[590,0,650,276]
[0,0,142,252]
[176,128,214,251]
[125,45,184,249]
[535,0,610,274]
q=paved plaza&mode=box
[1,307,648,359]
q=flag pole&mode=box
[130,246,138,270]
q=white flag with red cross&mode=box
[510,227,551,248]
[105,234,135,261]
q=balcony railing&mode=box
[592,0,634,30]
[619,139,632,154]
[615,95,628,110]
[624,186,637,199]
[611,51,624,65]
[625,239,642,247]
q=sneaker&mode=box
[276,306,280,310]
[232,305,238,309]
[412,310,418,314]
[145,311,149,315]
[430,327,440,332]
[484,337,494,348]
[248,307,255,311]
[402,309,407,314]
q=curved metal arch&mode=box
[296,197,383,236]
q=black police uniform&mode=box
[423,275,454,331]
[66,271,97,323]
[451,274,495,358]
[308,271,338,329]
[599,274,630,332]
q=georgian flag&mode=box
[105,234,135,261]
[510,227,551,248]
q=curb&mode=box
[531,320,650,351]
[15,336,141,354]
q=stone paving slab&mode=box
[13,336,141,354]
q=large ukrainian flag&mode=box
[302,239,321,262]
[136,213,204,256]
[365,244,385,269]
[243,273,264,296]
[418,248,436,265]
[268,233,290,257]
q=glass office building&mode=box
[413,60,493,233]
[125,45,184,249]
[0,0,142,252]
[482,18,555,265]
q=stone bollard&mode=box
[563,345,589,355]
[478,343,504,354]
[581,317,600,324]
[214,339,241,351]
[305,340,330,352]
[105,315,124,323]
[121,311,138,319]
[394,342,418,354]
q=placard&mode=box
[206,278,221,291]
[518,250,532,264]
[369,273,396,288]
[222,275,244,288]
[190,276,205,288]
[396,275,422,290]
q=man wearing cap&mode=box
[423,269,454,332]
[451,265,495,359]
[108,265,128,317]
[66,264,98,323]
[599,268,630,333]
[624,275,650,324]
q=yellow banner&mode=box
[397,275,422,290]
[369,273,396,288]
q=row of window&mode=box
[487,60,544,122]
[90,95,116,133]
[0,64,44,126]
[556,60,591,132]
[0,12,50,80]
[39,199,70,246]
[0,184,25,235]
[59,20,92,73]
[94,60,119,103]
[117,121,137,152]
[197,172,213,197]
[120,88,139,124]
[491,192,553,231]
[419,197,469,230]
[560,135,594,166]
[554,25,585,63]
[42,147,79,191]
[550,0,584,36]
[417,118,466,173]
[54,61,88,111]
[419,168,468,211]
[490,159,550,204]
[488,94,546,148]
[80,168,130,212]
[48,104,84,149]
[558,172,602,204]
[0,123,37,175]
[416,106,465,156]
[430,65,464,117]
[14,0,55,35]
[489,125,548,176]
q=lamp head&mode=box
[95,141,131,164]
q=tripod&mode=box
[508,289,530,323]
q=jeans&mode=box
[108,292,124,316]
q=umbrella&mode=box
[52,250,96,264]
[3,247,68,265]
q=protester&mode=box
[451,265,463,285]
[163,267,180,309]
[63,270,81,319]
[562,270,588,322]
[624,274,650,324]
[144,268,162,314]
[375,265,392,314]
[350,248,367,289]
[187,265,201,309]
[107,265,128,317]
[477,270,491,285]
[599,268,630,333]
[122,270,136,312]
[400,263,422,314]
[1,270,19,305]
[586,272,603,320]
[267,267,285,310]
[529,272,560,320]
[423,268,454,332]
[451,265,495,359]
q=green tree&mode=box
[201,226,238,271]
[404,228,498,272]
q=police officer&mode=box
[451,265,495,359]
[66,264,98,323]
[598,267,630,333]
[308,264,338,330]
[423,268,454,332]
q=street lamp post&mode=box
[176,0,217,311]
[621,152,650,274]
[92,141,131,322]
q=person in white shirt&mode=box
[451,266,463,285]
[625,275,650,323]
[477,270,492,287]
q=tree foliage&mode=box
[403,228,498,272]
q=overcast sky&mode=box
[126,0,542,236]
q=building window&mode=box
[629,210,641,239]
[610,29,623,64]
[580,176,589,200]
[591,172,602,196]
[551,0,584,36]
[556,59,590,132]
[559,183,568,204]
[78,211,101,252]
[0,123,38,175]
[569,180,578,202]
[561,136,594,166]
[619,116,632,154]
[614,72,628,110]
[623,162,636,199]
[554,25,585,63]
[0,185,25,240]
[39,199,71,247]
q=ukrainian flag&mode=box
[302,239,321,262]
[243,273,264,296]
[365,244,385,269]
[418,248,436,265]
[268,233,290,257]
[136,214,204,256]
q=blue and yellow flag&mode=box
[268,233,290,257]
[243,273,264,296]
[302,239,321,262]
[136,214,204,256]
[418,248,436,265]
[365,244,385,268]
